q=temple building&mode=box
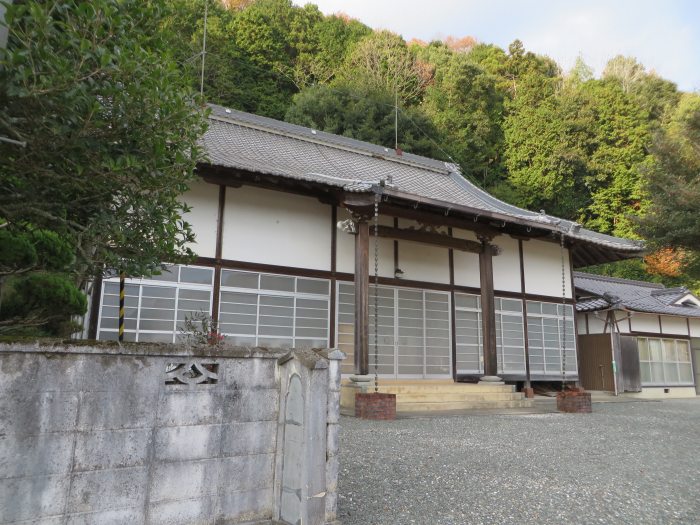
[83,105,652,409]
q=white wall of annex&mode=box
[660,315,689,336]
[587,314,607,334]
[689,319,700,337]
[222,186,331,270]
[577,314,587,335]
[452,228,480,288]
[630,313,661,334]
[614,311,630,333]
[492,235,521,293]
[522,240,572,298]
[181,180,219,258]
[336,211,395,277]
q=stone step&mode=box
[393,392,525,403]
[376,384,516,394]
[396,399,534,412]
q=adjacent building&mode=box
[575,272,700,397]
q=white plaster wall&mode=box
[630,313,660,334]
[336,211,394,277]
[222,186,331,270]
[522,240,572,298]
[397,240,450,284]
[614,311,630,333]
[587,314,607,334]
[181,180,219,258]
[492,235,521,293]
[577,315,587,335]
[627,387,696,399]
[689,319,700,337]
[387,218,450,284]
[660,315,689,336]
[452,228,479,288]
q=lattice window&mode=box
[98,265,214,343]
[218,270,329,349]
[526,301,577,376]
[638,337,693,386]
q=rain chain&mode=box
[560,231,567,390]
[373,193,380,393]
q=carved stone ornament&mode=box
[165,361,219,385]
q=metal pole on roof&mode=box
[200,0,208,96]
[394,88,398,150]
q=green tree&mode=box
[285,83,441,158]
[502,72,595,218]
[0,0,207,327]
[638,93,700,251]
[582,79,652,237]
[336,30,432,105]
[421,51,505,186]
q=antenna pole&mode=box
[200,0,208,96]
[394,88,398,150]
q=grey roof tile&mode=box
[574,272,700,318]
[202,104,645,254]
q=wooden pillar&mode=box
[479,236,498,377]
[354,220,370,375]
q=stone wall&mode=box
[0,342,342,525]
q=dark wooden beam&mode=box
[354,221,370,375]
[376,225,489,254]
[479,237,498,377]
[449,227,457,381]
[519,240,531,388]
[379,203,503,237]
[330,205,337,347]
[211,185,226,328]
[87,274,103,340]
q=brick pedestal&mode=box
[523,387,535,399]
[355,392,396,420]
[557,387,592,413]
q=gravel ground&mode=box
[337,399,700,525]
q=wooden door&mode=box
[619,336,642,392]
[577,334,614,391]
[692,338,700,395]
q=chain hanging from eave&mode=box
[560,231,567,391]
[373,193,380,393]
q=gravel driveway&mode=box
[337,399,700,525]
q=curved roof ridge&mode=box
[208,103,452,175]
[573,271,665,289]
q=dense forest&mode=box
[168,0,699,289]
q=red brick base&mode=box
[355,393,397,420]
[557,387,592,413]
[523,387,535,399]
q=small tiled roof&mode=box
[574,272,700,318]
[201,104,645,258]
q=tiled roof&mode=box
[574,272,700,318]
[201,104,645,255]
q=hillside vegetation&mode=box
[167,0,699,289]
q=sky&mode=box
[294,0,700,92]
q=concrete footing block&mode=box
[355,392,396,420]
[557,387,592,413]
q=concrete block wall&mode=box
[0,342,342,525]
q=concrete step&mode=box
[396,399,534,412]
[393,392,524,403]
[376,384,516,394]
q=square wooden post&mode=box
[479,236,498,377]
[354,220,369,376]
